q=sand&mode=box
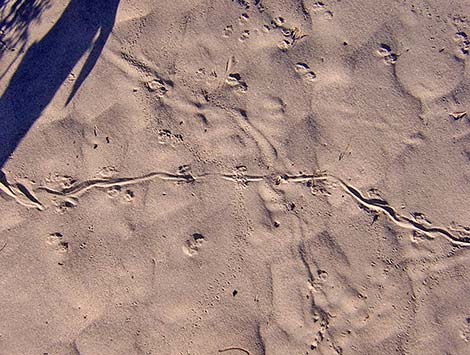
[0,0,470,354]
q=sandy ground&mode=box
[1,0,470,354]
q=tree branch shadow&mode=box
[0,0,51,80]
[0,0,120,168]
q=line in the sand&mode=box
[1,170,469,247]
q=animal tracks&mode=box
[106,186,135,203]
[225,73,248,93]
[221,5,307,52]
[183,233,207,256]
[461,317,470,342]
[146,78,168,97]
[376,44,397,65]
[1,168,469,247]
[46,232,68,252]
[0,174,44,210]
[38,171,196,198]
[157,129,184,145]
[454,31,469,57]
[45,232,69,265]
[294,63,317,82]
[223,25,234,38]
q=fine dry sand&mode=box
[1,0,470,354]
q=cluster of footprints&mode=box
[2,2,468,353]
[223,2,308,51]
[17,162,468,354]
[106,185,135,203]
[454,31,469,57]
[461,317,470,342]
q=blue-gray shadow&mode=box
[0,0,120,167]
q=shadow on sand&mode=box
[0,0,120,168]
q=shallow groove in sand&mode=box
[1,170,469,247]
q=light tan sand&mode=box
[1,0,470,354]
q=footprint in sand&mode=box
[376,44,397,65]
[294,62,317,82]
[453,31,469,58]
[239,30,250,42]
[46,233,69,265]
[182,233,206,256]
[146,78,168,97]
[223,25,234,37]
[106,186,134,203]
[460,317,470,342]
[225,73,248,93]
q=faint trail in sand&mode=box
[218,347,251,355]
[331,177,470,247]
[0,178,44,210]
[37,172,199,197]
[1,169,469,247]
